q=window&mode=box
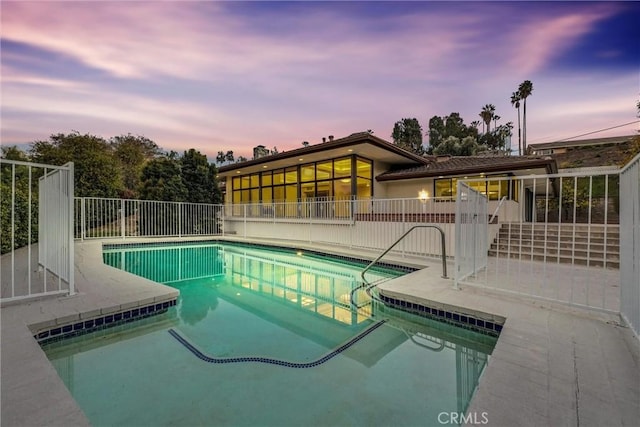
[434,175,518,201]
[230,154,374,215]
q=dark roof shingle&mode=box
[376,155,556,181]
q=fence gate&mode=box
[1,159,75,303]
[619,153,640,338]
[454,182,488,288]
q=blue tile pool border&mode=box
[34,299,177,345]
[377,293,503,337]
[100,240,502,337]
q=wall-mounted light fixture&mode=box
[418,189,430,202]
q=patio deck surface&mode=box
[1,238,638,426]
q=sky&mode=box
[1,1,639,159]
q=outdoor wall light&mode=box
[418,189,429,202]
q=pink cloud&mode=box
[1,2,635,158]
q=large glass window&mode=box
[434,175,517,201]
[300,164,315,182]
[333,158,351,178]
[316,161,332,180]
[285,167,297,184]
[356,158,372,199]
[230,155,374,213]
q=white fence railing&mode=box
[1,159,75,303]
[456,171,621,313]
[75,198,224,239]
[225,197,461,260]
[5,162,633,322]
[619,153,639,338]
[454,182,488,288]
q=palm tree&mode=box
[510,91,522,155]
[493,115,501,129]
[479,104,495,134]
[518,80,533,153]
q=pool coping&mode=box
[2,237,639,426]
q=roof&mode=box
[376,155,557,181]
[217,132,427,175]
[550,135,639,169]
[528,135,635,152]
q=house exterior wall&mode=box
[381,179,436,199]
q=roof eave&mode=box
[376,158,557,182]
[218,133,427,174]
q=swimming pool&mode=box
[42,241,497,426]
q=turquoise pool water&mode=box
[43,242,496,426]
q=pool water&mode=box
[43,242,497,426]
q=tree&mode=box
[1,147,38,253]
[30,131,123,198]
[225,150,234,163]
[427,115,445,153]
[511,91,522,155]
[235,156,248,163]
[138,156,187,236]
[427,113,479,154]
[215,151,227,165]
[139,156,187,202]
[391,118,424,155]
[479,104,495,134]
[493,115,501,129]
[433,136,482,156]
[180,149,219,204]
[478,122,513,152]
[518,80,533,153]
[111,134,161,198]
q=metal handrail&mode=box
[489,196,507,223]
[361,225,448,284]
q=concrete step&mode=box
[495,234,620,246]
[500,223,619,236]
[489,244,620,260]
[490,240,619,253]
[487,249,620,269]
[498,228,619,238]
[502,222,619,230]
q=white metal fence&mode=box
[454,182,488,288]
[1,159,75,303]
[75,198,224,239]
[619,153,639,337]
[456,171,621,313]
[3,159,634,323]
[225,197,461,261]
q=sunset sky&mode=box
[2,1,638,159]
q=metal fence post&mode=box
[67,162,75,295]
[178,202,182,238]
[121,198,125,239]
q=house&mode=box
[217,132,557,217]
[528,134,639,176]
[528,135,635,155]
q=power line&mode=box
[555,120,640,142]
[528,120,640,144]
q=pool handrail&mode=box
[360,224,448,285]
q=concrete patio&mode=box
[1,238,638,426]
